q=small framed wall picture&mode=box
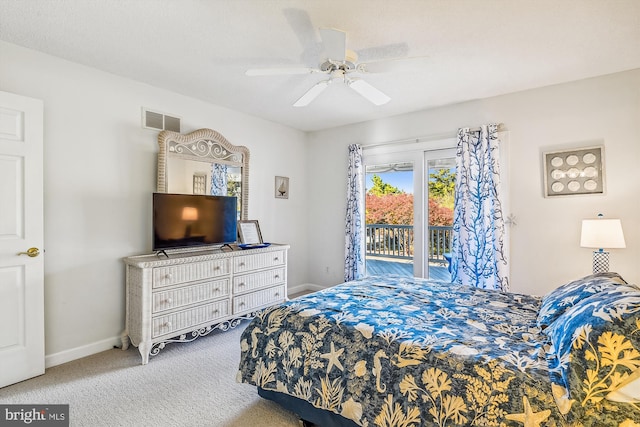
[275,176,289,199]
[192,173,207,194]
[237,220,263,244]
[542,145,605,197]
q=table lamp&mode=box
[181,206,198,238]
[580,214,625,274]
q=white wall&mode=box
[2,37,638,365]
[0,41,309,364]
[307,69,640,296]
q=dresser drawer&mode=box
[233,285,286,314]
[152,300,230,338]
[152,279,230,313]
[233,250,285,273]
[153,259,229,288]
[233,267,285,294]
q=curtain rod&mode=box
[362,123,505,149]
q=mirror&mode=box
[157,128,250,220]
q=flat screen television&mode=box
[153,193,237,251]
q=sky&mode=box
[366,171,414,194]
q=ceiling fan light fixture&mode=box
[344,49,358,64]
[293,79,331,107]
[347,78,391,106]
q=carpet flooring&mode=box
[0,322,301,427]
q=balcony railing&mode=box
[365,224,453,264]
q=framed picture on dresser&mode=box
[238,220,263,244]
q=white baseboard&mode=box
[287,282,324,296]
[46,283,326,368]
[45,336,122,368]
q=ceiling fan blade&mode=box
[245,67,318,76]
[319,28,346,61]
[293,80,331,107]
[357,56,430,74]
[283,8,322,65]
[347,79,390,106]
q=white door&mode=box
[0,91,45,388]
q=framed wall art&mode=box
[543,145,604,197]
[192,173,207,194]
[275,176,289,199]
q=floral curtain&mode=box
[450,124,509,291]
[344,144,365,282]
[211,163,228,196]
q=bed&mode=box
[237,273,640,426]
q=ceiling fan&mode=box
[246,28,412,107]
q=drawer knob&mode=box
[274,257,279,261]
[163,321,172,329]
[214,266,220,270]
[239,302,245,306]
[275,292,280,297]
[165,273,173,280]
[164,298,173,304]
[214,288,220,292]
[239,262,245,267]
[238,282,245,287]
[213,309,219,314]
[274,274,280,279]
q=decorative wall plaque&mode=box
[543,146,604,197]
[192,173,207,194]
[275,176,289,199]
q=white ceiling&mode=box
[1,0,639,132]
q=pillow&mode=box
[607,368,640,403]
[537,272,628,329]
[543,284,640,411]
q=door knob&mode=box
[18,247,40,257]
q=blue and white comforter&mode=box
[237,275,640,426]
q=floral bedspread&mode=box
[236,275,639,426]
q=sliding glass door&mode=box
[365,162,414,277]
[425,150,456,281]
[363,144,456,280]
[362,131,509,282]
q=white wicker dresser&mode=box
[121,244,288,364]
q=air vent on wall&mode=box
[142,108,181,132]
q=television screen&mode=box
[153,193,237,251]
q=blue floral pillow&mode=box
[543,284,640,422]
[537,272,628,329]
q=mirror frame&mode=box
[157,128,250,220]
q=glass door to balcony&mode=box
[365,162,414,278]
[425,150,456,281]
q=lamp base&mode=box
[592,250,610,274]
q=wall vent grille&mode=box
[142,108,181,132]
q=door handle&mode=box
[18,247,40,257]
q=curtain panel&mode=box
[450,124,509,291]
[211,163,228,196]
[344,144,365,282]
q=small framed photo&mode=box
[275,176,289,199]
[543,145,605,197]
[237,220,263,244]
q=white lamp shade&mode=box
[580,218,626,249]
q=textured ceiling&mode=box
[1,0,639,132]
